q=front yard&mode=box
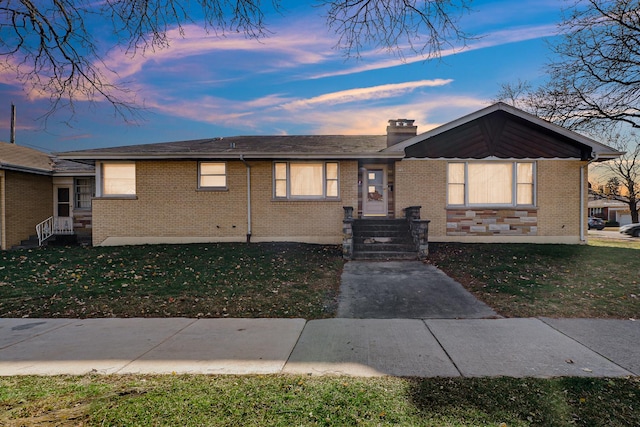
[1,238,638,319]
[1,240,639,426]
[427,238,640,319]
[0,243,343,319]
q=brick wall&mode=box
[3,171,52,249]
[394,159,448,236]
[394,158,586,243]
[92,160,358,246]
[537,160,584,237]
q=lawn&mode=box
[1,375,638,426]
[0,243,343,319]
[1,239,639,319]
[427,238,640,319]
[1,241,639,426]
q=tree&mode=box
[605,176,621,197]
[592,130,640,222]
[494,0,640,223]
[0,0,471,121]
[545,0,640,130]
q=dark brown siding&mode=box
[405,110,592,160]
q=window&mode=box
[75,177,95,209]
[447,162,535,206]
[274,162,340,199]
[101,162,136,196]
[199,162,227,189]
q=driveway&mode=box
[336,261,499,319]
[588,229,633,240]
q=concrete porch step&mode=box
[352,251,419,260]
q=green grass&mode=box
[427,240,640,318]
[2,239,639,319]
[0,243,343,319]
[1,375,638,426]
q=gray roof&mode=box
[0,141,94,175]
[0,141,55,174]
[58,135,397,162]
[51,157,95,175]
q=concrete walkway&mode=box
[0,317,638,377]
[337,261,498,319]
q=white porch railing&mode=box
[36,216,74,246]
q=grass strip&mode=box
[0,375,638,426]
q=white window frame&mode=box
[198,162,227,190]
[447,161,536,207]
[273,161,340,200]
[97,162,136,197]
[74,177,95,209]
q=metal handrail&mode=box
[36,216,74,246]
[36,216,54,246]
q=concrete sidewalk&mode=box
[1,317,637,377]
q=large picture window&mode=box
[447,162,535,206]
[199,162,227,189]
[101,162,136,196]
[274,162,339,199]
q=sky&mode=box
[0,0,567,153]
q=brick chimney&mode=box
[386,119,417,147]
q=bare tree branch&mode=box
[544,0,640,130]
[0,0,471,123]
[321,0,472,59]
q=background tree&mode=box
[494,0,640,223]
[0,0,471,121]
[605,176,621,197]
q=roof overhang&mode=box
[0,163,52,175]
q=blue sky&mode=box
[0,0,565,153]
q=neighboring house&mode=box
[0,141,94,250]
[58,103,622,251]
[588,191,633,226]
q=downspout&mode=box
[581,152,599,242]
[240,155,252,242]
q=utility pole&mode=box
[10,103,16,144]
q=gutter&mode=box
[57,152,405,162]
[240,155,252,242]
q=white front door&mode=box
[362,165,388,216]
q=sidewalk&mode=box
[0,317,638,377]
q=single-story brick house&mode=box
[56,103,621,255]
[0,141,94,250]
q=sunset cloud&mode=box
[279,80,454,110]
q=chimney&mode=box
[386,119,417,147]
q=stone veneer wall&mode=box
[446,209,537,236]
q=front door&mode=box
[56,187,70,217]
[362,165,388,216]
